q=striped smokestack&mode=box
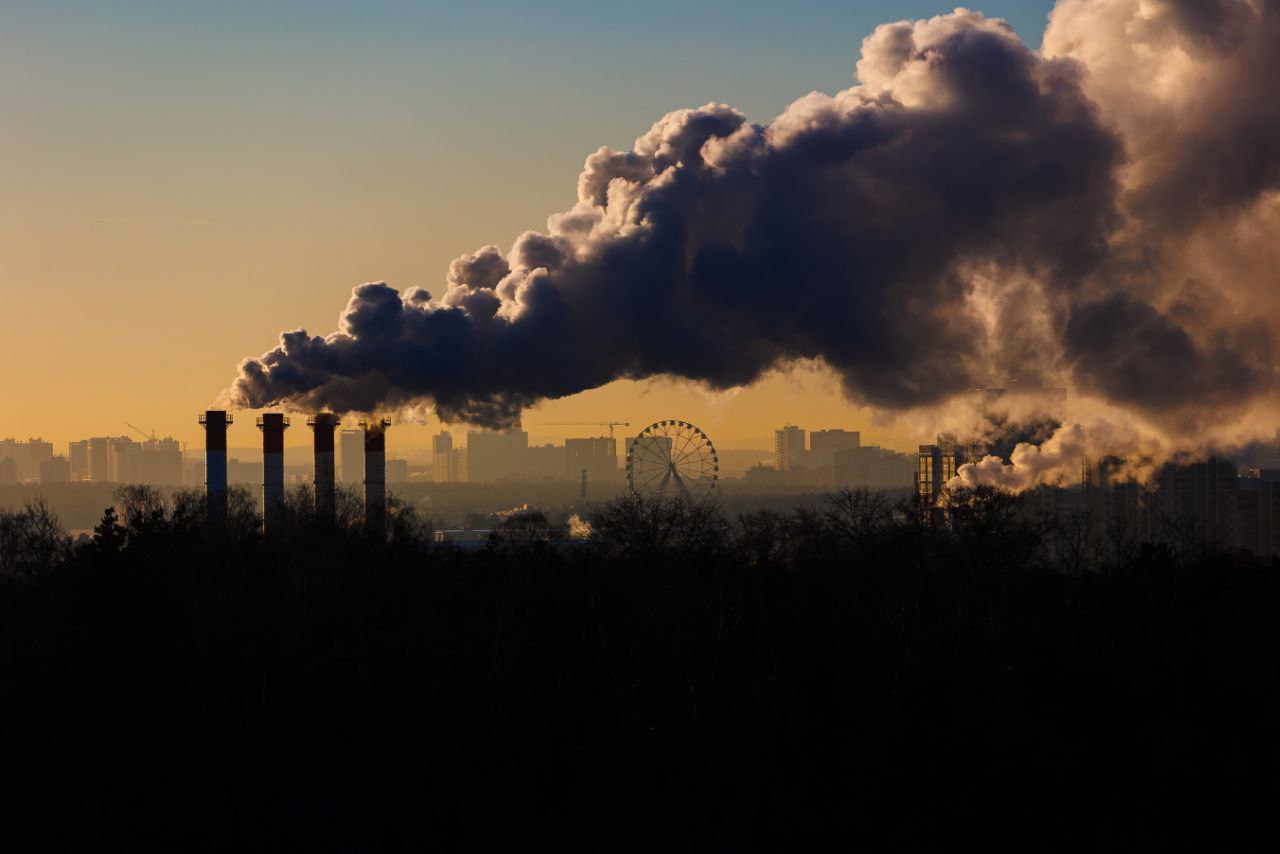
[257,413,289,534]
[199,410,232,528]
[362,418,391,534]
[308,413,340,523]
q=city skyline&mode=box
[7,0,1280,486]
[0,414,899,486]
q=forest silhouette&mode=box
[2,485,1279,850]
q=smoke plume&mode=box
[227,1,1280,455]
[948,419,1160,492]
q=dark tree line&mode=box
[2,486,1279,851]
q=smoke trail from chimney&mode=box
[225,1,1280,468]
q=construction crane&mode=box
[124,421,157,442]
[543,421,631,441]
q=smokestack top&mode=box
[257,412,289,453]
[307,412,340,430]
[199,410,232,451]
[199,409,232,427]
[361,418,391,452]
[308,412,340,452]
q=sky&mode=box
[0,0,1056,451]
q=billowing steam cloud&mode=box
[949,419,1160,492]
[227,1,1280,456]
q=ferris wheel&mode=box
[626,420,719,498]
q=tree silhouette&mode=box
[91,505,125,554]
[2,486,1279,850]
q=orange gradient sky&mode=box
[0,1,1054,452]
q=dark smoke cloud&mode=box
[228,2,1280,432]
[1039,0,1280,422]
[1064,294,1273,411]
[1129,0,1280,228]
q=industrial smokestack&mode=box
[257,413,289,534]
[199,410,232,528]
[362,418,391,534]
[308,413,340,523]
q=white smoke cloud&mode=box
[947,419,1148,492]
[226,1,1280,475]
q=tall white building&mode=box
[431,431,459,483]
[69,440,89,482]
[774,425,807,472]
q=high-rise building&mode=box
[0,438,54,482]
[109,438,143,484]
[88,437,132,483]
[0,456,17,485]
[810,429,860,470]
[917,438,968,504]
[228,459,265,485]
[431,432,456,483]
[1151,457,1238,546]
[566,437,617,484]
[87,437,115,483]
[466,428,529,483]
[340,428,364,485]
[69,440,89,482]
[431,431,454,483]
[774,425,806,472]
[1235,470,1280,555]
[70,436,179,484]
[434,451,461,483]
[39,456,71,484]
[431,431,453,454]
[528,443,567,480]
[22,439,52,482]
[140,438,183,485]
[183,457,206,487]
[836,445,915,489]
[386,458,410,484]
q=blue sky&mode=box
[5,2,1058,150]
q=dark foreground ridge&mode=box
[3,487,1279,851]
